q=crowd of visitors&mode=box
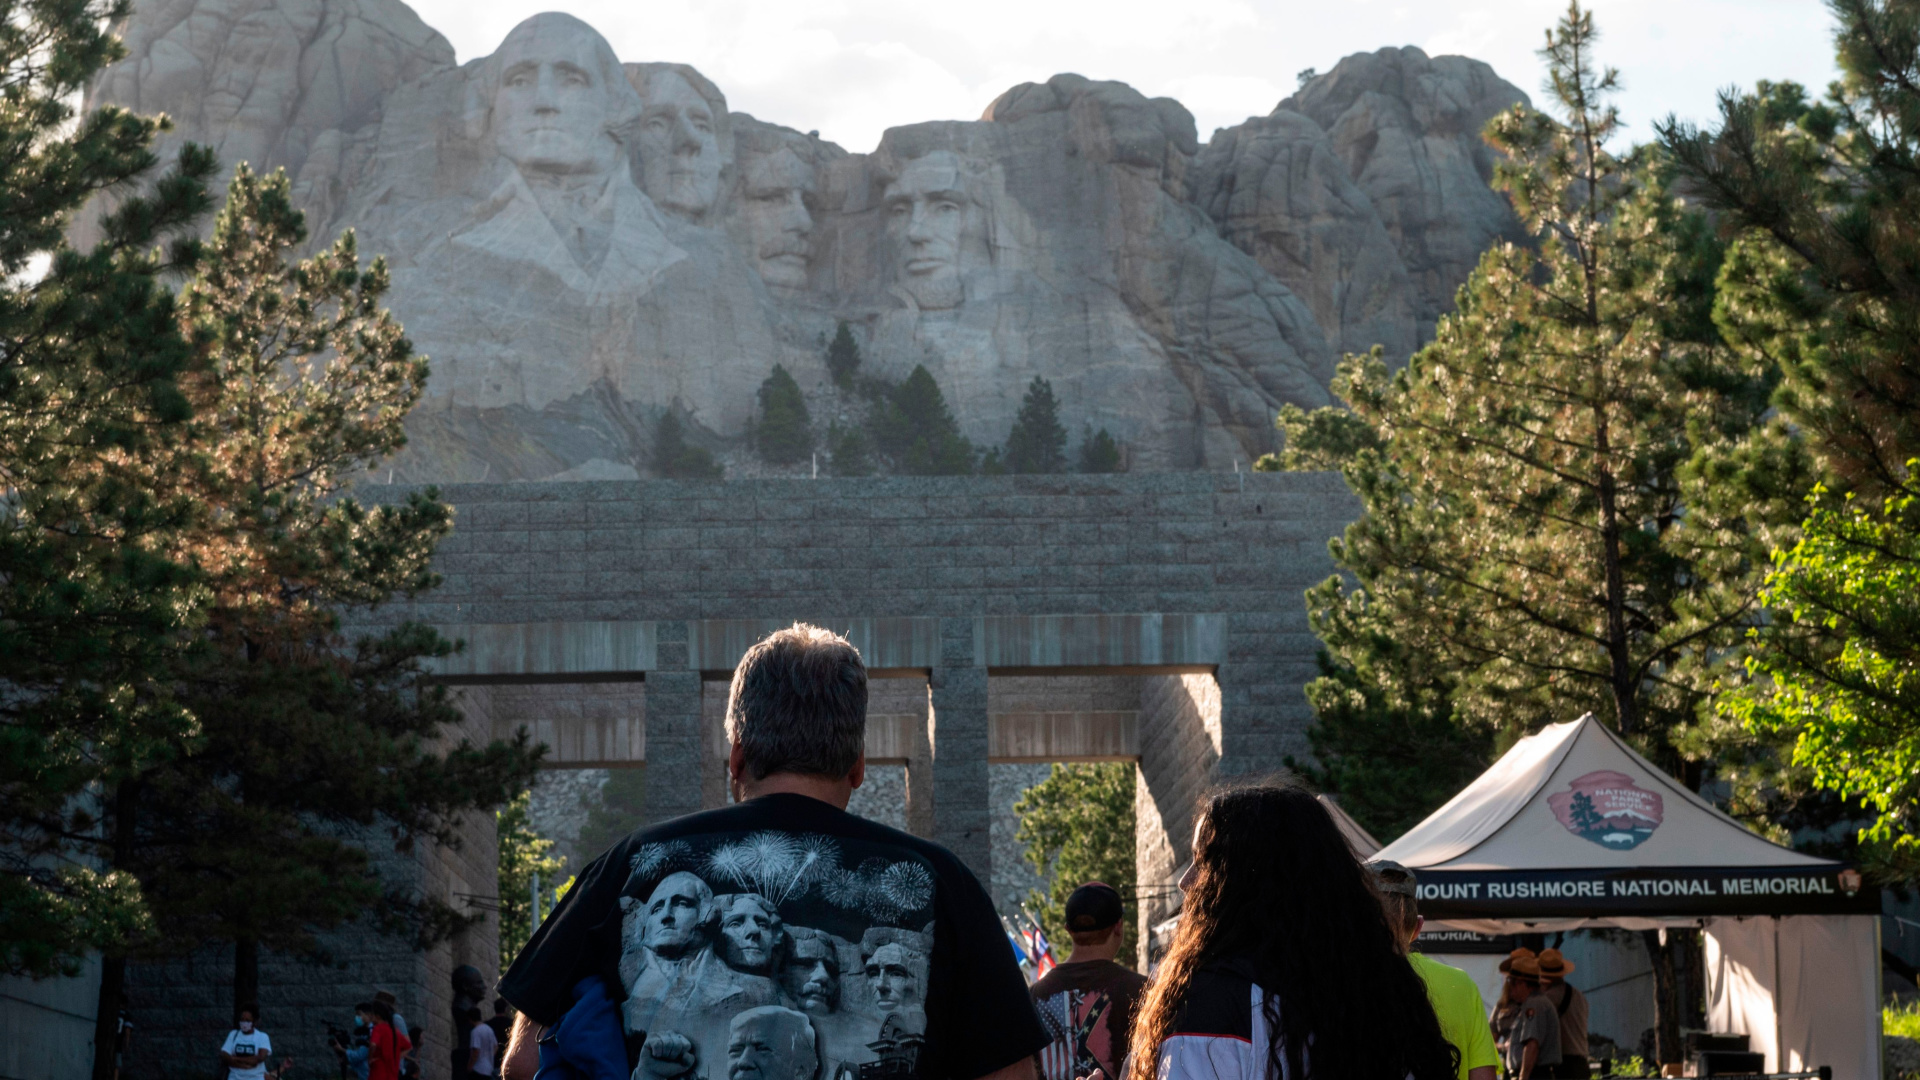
[481,623,1591,1080]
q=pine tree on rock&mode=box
[1003,377,1067,473]
[1077,427,1123,473]
[0,0,216,997]
[827,422,874,477]
[826,321,862,390]
[754,364,813,465]
[108,166,542,1038]
[873,365,974,475]
[654,410,724,478]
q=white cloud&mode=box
[403,0,1842,153]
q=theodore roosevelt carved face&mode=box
[739,145,815,290]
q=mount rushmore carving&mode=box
[88,0,1528,480]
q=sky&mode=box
[401,0,1843,154]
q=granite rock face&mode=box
[86,3,1525,480]
[1277,46,1532,334]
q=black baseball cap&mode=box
[1064,882,1124,932]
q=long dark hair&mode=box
[1133,780,1458,1080]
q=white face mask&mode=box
[239,1020,255,1034]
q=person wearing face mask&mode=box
[332,1004,377,1080]
[219,1006,280,1080]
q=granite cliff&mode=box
[86,0,1528,480]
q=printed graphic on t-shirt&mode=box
[1035,989,1116,1080]
[618,831,938,1080]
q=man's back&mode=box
[499,792,1047,1080]
[1029,959,1147,1080]
[1407,953,1498,1080]
[1543,982,1589,1059]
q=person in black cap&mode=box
[1029,883,1147,1080]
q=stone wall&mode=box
[1135,673,1225,966]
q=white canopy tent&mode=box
[1376,715,1882,1079]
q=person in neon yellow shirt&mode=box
[1368,860,1500,1080]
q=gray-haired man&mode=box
[499,624,1047,1080]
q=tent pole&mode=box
[1772,916,1783,1072]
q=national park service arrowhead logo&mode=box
[1548,770,1664,850]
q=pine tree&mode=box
[654,410,724,479]
[826,321,862,390]
[1014,763,1137,958]
[99,167,542,1040]
[827,422,874,477]
[1003,377,1067,473]
[0,0,217,984]
[754,364,813,465]
[1077,427,1123,473]
[1270,7,1788,1061]
[873,366,974,475]
[1661,0,1920,879]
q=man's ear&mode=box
[728,742,746,782]
[1414,915,1424,940]
[848,753,866,790]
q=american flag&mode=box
[1022,910,1057,978]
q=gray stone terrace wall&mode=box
[359,469,1353,767]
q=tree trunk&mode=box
[234,936,259,1018]
[91,779,141,1080]
[90,955,125,1080]
[1642,929,1683,1065]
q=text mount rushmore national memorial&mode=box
[90,0,1529,483]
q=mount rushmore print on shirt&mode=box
[618,831,939,1080]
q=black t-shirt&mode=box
[498,793,1048,1080]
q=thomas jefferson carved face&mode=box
[637,70,722,218]
[489,15,629,178]
[717,893,783,974]
[740,147,815,289]
[884,151,970,310]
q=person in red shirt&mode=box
[366,1001,413,1080]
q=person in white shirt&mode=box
[468,1006,499,1078]
[219,1006,272,1080]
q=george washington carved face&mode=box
[486,14,637,179]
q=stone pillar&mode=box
[645,620,704,824]
[928,617,990,880]
[1134,672,1222,968]
[904,692,935,839]
[702,678,733,810]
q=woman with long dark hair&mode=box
[1132,780,1458,1080]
